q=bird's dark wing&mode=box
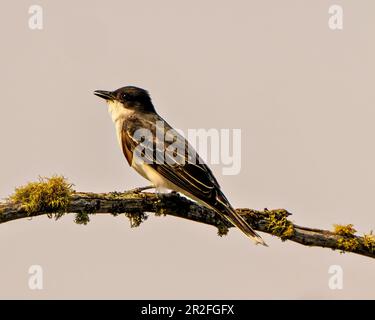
[122,114,221,202]
[122,114,266,245]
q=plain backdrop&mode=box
[0,0,374,299]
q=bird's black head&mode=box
[94,86,155,113]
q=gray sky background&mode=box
[0,1,374,299]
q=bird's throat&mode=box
[107,100,133,123]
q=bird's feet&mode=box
[154,188,179,196]
[126,185,155,194]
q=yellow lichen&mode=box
[363,232,375,253]
[333,224,357,237]
[337,237,359,252]
[264,209,294,241]
[333,224,360,253]
[10,176,73,219]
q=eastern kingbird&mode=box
[94,86,266,245]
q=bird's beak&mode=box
[94,90,115,101]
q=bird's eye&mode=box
[122,93,128,100]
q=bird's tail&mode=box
[214,194,267,246]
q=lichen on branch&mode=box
[263,209,295,240]
[332,224,375,254]
[1,176,374,260]
[10,175,73,219]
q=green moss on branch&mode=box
[75,212,90,225]
[10,176,73,219]
[2,176,374,260]
[124,212,148,227]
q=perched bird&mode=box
[94,86,266,245]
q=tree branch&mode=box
[1,188,374,259]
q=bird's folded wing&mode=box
[122,116,220,201]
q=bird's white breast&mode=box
[107,101,170,190]
[132,159,185,194]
